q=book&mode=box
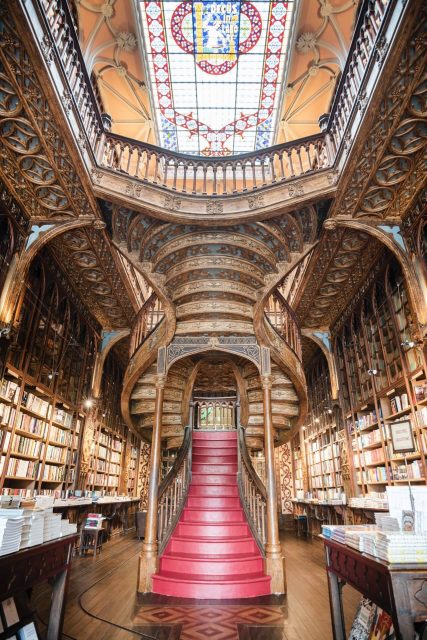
[369,609,394,639]
[349,597,376,639]
[18,622,39,640]
[1,597,19,627]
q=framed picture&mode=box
[390,420,416,454]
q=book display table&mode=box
[322,536,427,640]
[0,534,78,640]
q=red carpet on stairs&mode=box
[152,430,271,599]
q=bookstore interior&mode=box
[0,0,426,638]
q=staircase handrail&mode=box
[264,289,302,361]
[237,425,267,555]
[37,0,393,197]
[157,425,192,554]
[129,292,165,359]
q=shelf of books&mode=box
[127,434,140,496]
[334,262,427,499]
[291,433,304,500]
[301,355,345,503]
[0,368,85,499]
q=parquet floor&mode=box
[32,531,360,639]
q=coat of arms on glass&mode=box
[139,1,295,156]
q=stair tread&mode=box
[155,571,267,583]
[163,552,260,561]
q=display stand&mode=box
[0,534,78,640]
[322,536,427,640]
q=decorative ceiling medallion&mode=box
[140,0,294,156]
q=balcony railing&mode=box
[265,289,302,361]
[39,0,392,198]
[129,292,165,359]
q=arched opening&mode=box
[192,357,237,430]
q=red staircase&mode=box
[152,430,271,598]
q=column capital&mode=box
[261,374,272,390]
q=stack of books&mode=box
[60,519,77,537]
[374,513,400,532]
[375,532,427,563]
[0,513,24,555]
[85,513,104,529]
[21,511,45,548]
[42,512,62,542]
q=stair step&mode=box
[188,484,239,497]
[152,573,271,599]
[177,521,249,538]
[168,535,257,556]
[192,454,237,464]
[191,473,236,485]
[192,448,237,458]
[193,431,237,440]
[182,507,244,523]
[186,496,241,508]
[192,463,237,474]
[160,554,263,576]
[192,440,237,448]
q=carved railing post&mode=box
[261,374,286,594]
[138,373,166,592]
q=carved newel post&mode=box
[261,374,286,594]
[138,373,166,592]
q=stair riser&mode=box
[182,509,244,523]
[152,576,271,599]
[193,432,237,441]
[160,557,263,576]
[177,522,249,537]
[192,464,237,474]
[192,455,236,464]
[167,538,257,556]
[191,473,236,485]
[193,447,236,456]
[188,485,239,497]
[187,496,241,509]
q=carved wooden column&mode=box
[261,374,286,594]
[138,373,166,592]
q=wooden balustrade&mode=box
[129,293,164,359]
[265,290,302,361]
[237,426,267,552]
[157,426,192,554]
[328,0,388,154]
[39,0,391,198]
[99,133,330,196]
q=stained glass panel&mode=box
[138,0,296,156]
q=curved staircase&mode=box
[152,430,271,599]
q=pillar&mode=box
[138,373,166,592]
[261,374,286,594]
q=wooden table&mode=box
[0,534,78,640]
[322,536,427,640]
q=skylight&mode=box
[138,1,296,156]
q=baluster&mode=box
[251,160,257,189]
[223,165,228,195]
[260,157,266,187]
[278,152,285,180]
[143,151,151,181]
[202,165,207,195]
[126,145,133,174]
[297,147,304,174]
[241,163,247,191]
[182,163,188,193]
[153,153,160,184]
[212,165,217,195]
[134,148,142,178]
[288,150,295,178]
[192,164,197,195]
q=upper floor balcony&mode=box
[21,0,401,219]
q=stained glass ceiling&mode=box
[138,1,296,156]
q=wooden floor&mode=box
[32,531,360,640]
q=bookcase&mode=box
[127,433,140,496]
[302,355,345,502]
[293,259,427,506]
[335,262,427,495]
